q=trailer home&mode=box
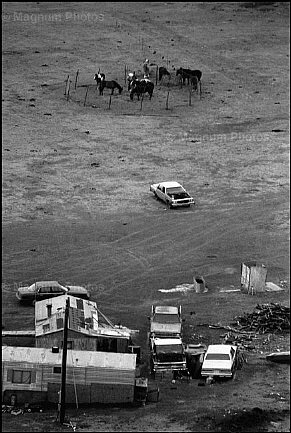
[2,346,136,406]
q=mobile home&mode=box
[2,346,136,406]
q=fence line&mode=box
[74,70,79,90]
[63,70,203,111]
[83,86,89,106]
[64,75,70,96]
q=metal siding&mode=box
[84,367,136,385]
[90,383,134,404]
[250,266,267,292]
[3,347,136,370]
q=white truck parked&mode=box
[149,305,188,377]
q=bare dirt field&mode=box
[2,2,290,432]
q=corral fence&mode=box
[63,65,203,114]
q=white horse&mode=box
[127,71,137,91]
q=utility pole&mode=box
[59,297,70,424]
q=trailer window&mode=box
[12,370,32,384]
[43,324,50,333]
[53,367,62,374]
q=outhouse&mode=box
[241,262,267,293]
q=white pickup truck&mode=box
[150,181,195,208]
[150,336,188,377]
[150,305,182,338]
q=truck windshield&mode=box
[156,345,183,354]
[154,314,180,324]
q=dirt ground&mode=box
[2,2,290,432]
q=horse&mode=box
[94,73,105,86]
[130,79,154,100]
[190,75,199,91]
[127,72,137,91]
[99,80,123,95]
[176,68,202,85]
[159,66,171,81]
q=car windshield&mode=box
[154,313,180,324]
[205,354,230,361]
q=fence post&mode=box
[64,75,70,95]
[198,81,201,100]
[74,70,79,90]
[67,80,71,101]
[156,65,158,85]
[140,94,144,111]
[165,91,170,110]
[108,95,112,110]
[84,86,89,106]
[189,88,192,106]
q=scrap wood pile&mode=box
[220,331,257,351]
[232,303,290,334]
[198,303,290,337]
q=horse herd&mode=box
[93,66,202,101]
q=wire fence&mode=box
[62,67,203,115]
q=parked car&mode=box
[150,305,182,338]
[16,280,90,304]
[201,344,238,379]
[150,181,195,208]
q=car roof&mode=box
[206,344,236,353]
[154,306,179,314]
[159,181,182,188]
[34,281,64,287]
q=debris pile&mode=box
[221,331,256,351]
[232,303,290,334]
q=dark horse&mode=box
[130,79,154,100]
[159,66,171,81]
[190,75,199,91]
[99,80,123,95]
[176,68,202,85]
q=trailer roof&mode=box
[2,346,136,369]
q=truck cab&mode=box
[150,337,187,377]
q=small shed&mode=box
[241,262,267,293]
[35,295,132,353]
[2,346,136,406]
